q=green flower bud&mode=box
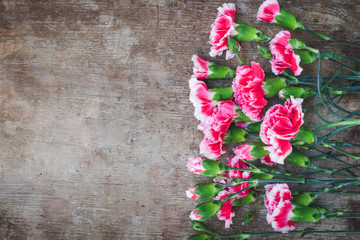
[224,125,248,144]
[234,22,265,42]
[284,149,311,168]
[193,200,222,221]
[263,77,288,98]
[233,191,259,207]
[210,87,233,102]
[189,221,214,236]
[252,168,276,180]
[291,192,318,206]
[200,160,226,176]
[293,126,315,144]
[279,87,315,100]
[193,183,223,201]
[293,49,318,64]
[291,204,329,222]
[246,122,261,133]
[274,9,304,30]
[288,39,307,49]
[187,233,213,240]
[248,142,269,160]
[257,45,272,60]
[208,64,236,79]
[227,37,239,54]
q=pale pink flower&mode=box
[269,31,303,76]
[186,186,200,199]
[265,184,295,233]
[217,199,235,228]
[260,96,304,164]
[192,55,212,79]
[189,77,216,122]
[187,157,206,174]
[233,62,267,122]
[209,3,239,60]
[257,0,280,23]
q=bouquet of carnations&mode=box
[186,1,360,239]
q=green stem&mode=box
[310,120,360,130]
[304,27,360,48]
[235,53,244,65]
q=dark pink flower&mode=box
[261,155,275,166]
[234,143,255,161]
[233,62,267,122]
[189,77,216,122]
[260,97,304,164]
[269,31,303,76]
[190,209,202,221]
[265,184,295,233]
[217,199,235,228]
[199,135,225,160]
[186,186,200,199]
[212,100,239,133]
[192,55,212,79]
[187,157,206,174]
[227,154,251,179]
[257,0,280,23]
[209,3,239,60]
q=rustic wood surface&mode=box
[0,0,359,239]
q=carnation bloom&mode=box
[217,199,235,228]
[186,186,200,199]
[269,31,303,76]
[257,0,280,23]
[189,77,216,122]
[260,96,304,164]
[264,184,295,233]
[261,155,275,166]
[232,62,267,122]
[209,3,239,60]
[190,209,202,221]
[187,157,206,174]
[233,144,254,161]
[192,55,212,79]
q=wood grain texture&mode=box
[0,0,359,239]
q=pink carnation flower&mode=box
[227,154,251,179]
[187,157,206,174]
[192,55,212,79]
[269,31,303,76]
[234,144,254,161]
[217,199,235,228]
[186,186,200,199]
[199,135,225,160]
[265,184,295,233]
[260,96,304,164]
[257,0,280,23]
[209,3,239,60]
[233,62,267,122]
[189,77,216,122]
[261,155,275,166]
[190,209,202,221]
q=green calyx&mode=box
[293,49,318,65]
[224,125,249,144]
[291,192,318,206]
[279,87,315,100]
[263,77,288,98]
[246,122,261,133]
[293,125,315,144]
[208,63,236,79]
[291,204,329,223]
[227,37,239,54]
[200,160,226,176]
[274,9,304,30]
[252,167,276,180]
[234,22,265,42]
[284,148,312,168]
[232,191,259,207]
[187,233,213,240]
[234,108,252,122]
[189,221,215,236]
[194,200,222,221]
[248,142,269,160]
[193,183,223,201]
[257,45,272,60]
[210,87,233,101]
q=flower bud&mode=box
[248,142,269,160]
[189,221,214,235]
[293,126,315,144]
[187,157,226,176]
[234,22,265,42]
[210,87,233,102]
[252,167,276,180]
[224,125,248,144]
[190,200,222,222]
[293,50,318,64]
[257,45,272,60]
[274,9,304,30]
[227,37,240,54]
[284,149,311,168]
[263,77,287,98]
[192,55,236,80]
[187,233,213,240]
[235,122,261,133]
[291,192,318,206]
[291,204,329,223]
[232,191,259,206]
[279,87,315,100]
[208,63,236,79]
[188,183,223,201]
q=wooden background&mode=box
[0,0,359,239]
